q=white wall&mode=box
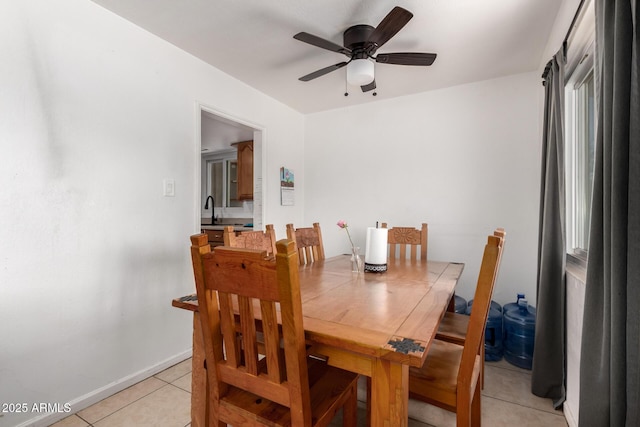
[304,72,542,307]
[539,0,584,71]
[565,268,585,427]
[0,1,304,426]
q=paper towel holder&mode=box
[364,225,388,273]
[364,262,387,273]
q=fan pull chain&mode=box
[344,72,349,96]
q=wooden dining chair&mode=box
[408,232,505,426]
[286,222,325,265]
[382,222,460,312]
[381,222,428,261]
[435,228,506,388]
[190,234,359,426]
[223,224,277,256]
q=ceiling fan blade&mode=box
[294,32,351,55]
[361,80,376,92]
[299,61,348,81]
[376,52,437,66]
[368,7,413,50]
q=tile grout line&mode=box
[406,415,436,427]
[480,387,563,416]
[483,364,564,416]
[486,363,533,375]
[74,412,93,426]
[81,382,176,425]
[166,371,194,393]
[86,383,191,427]
[482,394,566,419]
[166,381,192,394]
[153,373,175,385]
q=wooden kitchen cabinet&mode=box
[233,140,253,200]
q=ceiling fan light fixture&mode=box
[347,59,374,86]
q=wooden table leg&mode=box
[370,359,409,427]
[447,292,457,312]
[191,313,207,427]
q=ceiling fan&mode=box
[293,6,437,94]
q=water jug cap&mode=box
[517,293,525,299]
[519,299,528,313]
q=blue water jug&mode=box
[467,300,503,361]
[454,295,467,314]
[503,300,536,369]
[467,299,502,315]
[503,293,526,315]
[484,307,504,361]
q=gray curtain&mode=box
[579,1,640,426]
[531,49,567,408]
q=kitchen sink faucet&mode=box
[204,195,215,225]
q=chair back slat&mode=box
[260,299,286,383]
[286,223,325,265]
[218,291,241,367]
[190,236,313,425]
[238,295,260,375]
[382,223,428,261]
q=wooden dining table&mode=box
[172,254,464,427]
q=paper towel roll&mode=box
[365,227,388,272]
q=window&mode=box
[566,45,595,261]
[201,151,244,212]
[573,71,595,252]
[564,0,595,263]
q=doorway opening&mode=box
[198,105,264,231]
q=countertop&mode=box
[200,224,253,232]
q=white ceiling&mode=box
[201,111,255,153]
[91,0,562,114]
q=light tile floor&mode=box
[50,358,567,427]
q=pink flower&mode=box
[337,220,355,248]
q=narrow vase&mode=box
[351,246,363,273]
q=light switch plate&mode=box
[163,179,175,197]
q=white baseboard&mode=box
[12,349,192,427]
[564,402,578,427]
